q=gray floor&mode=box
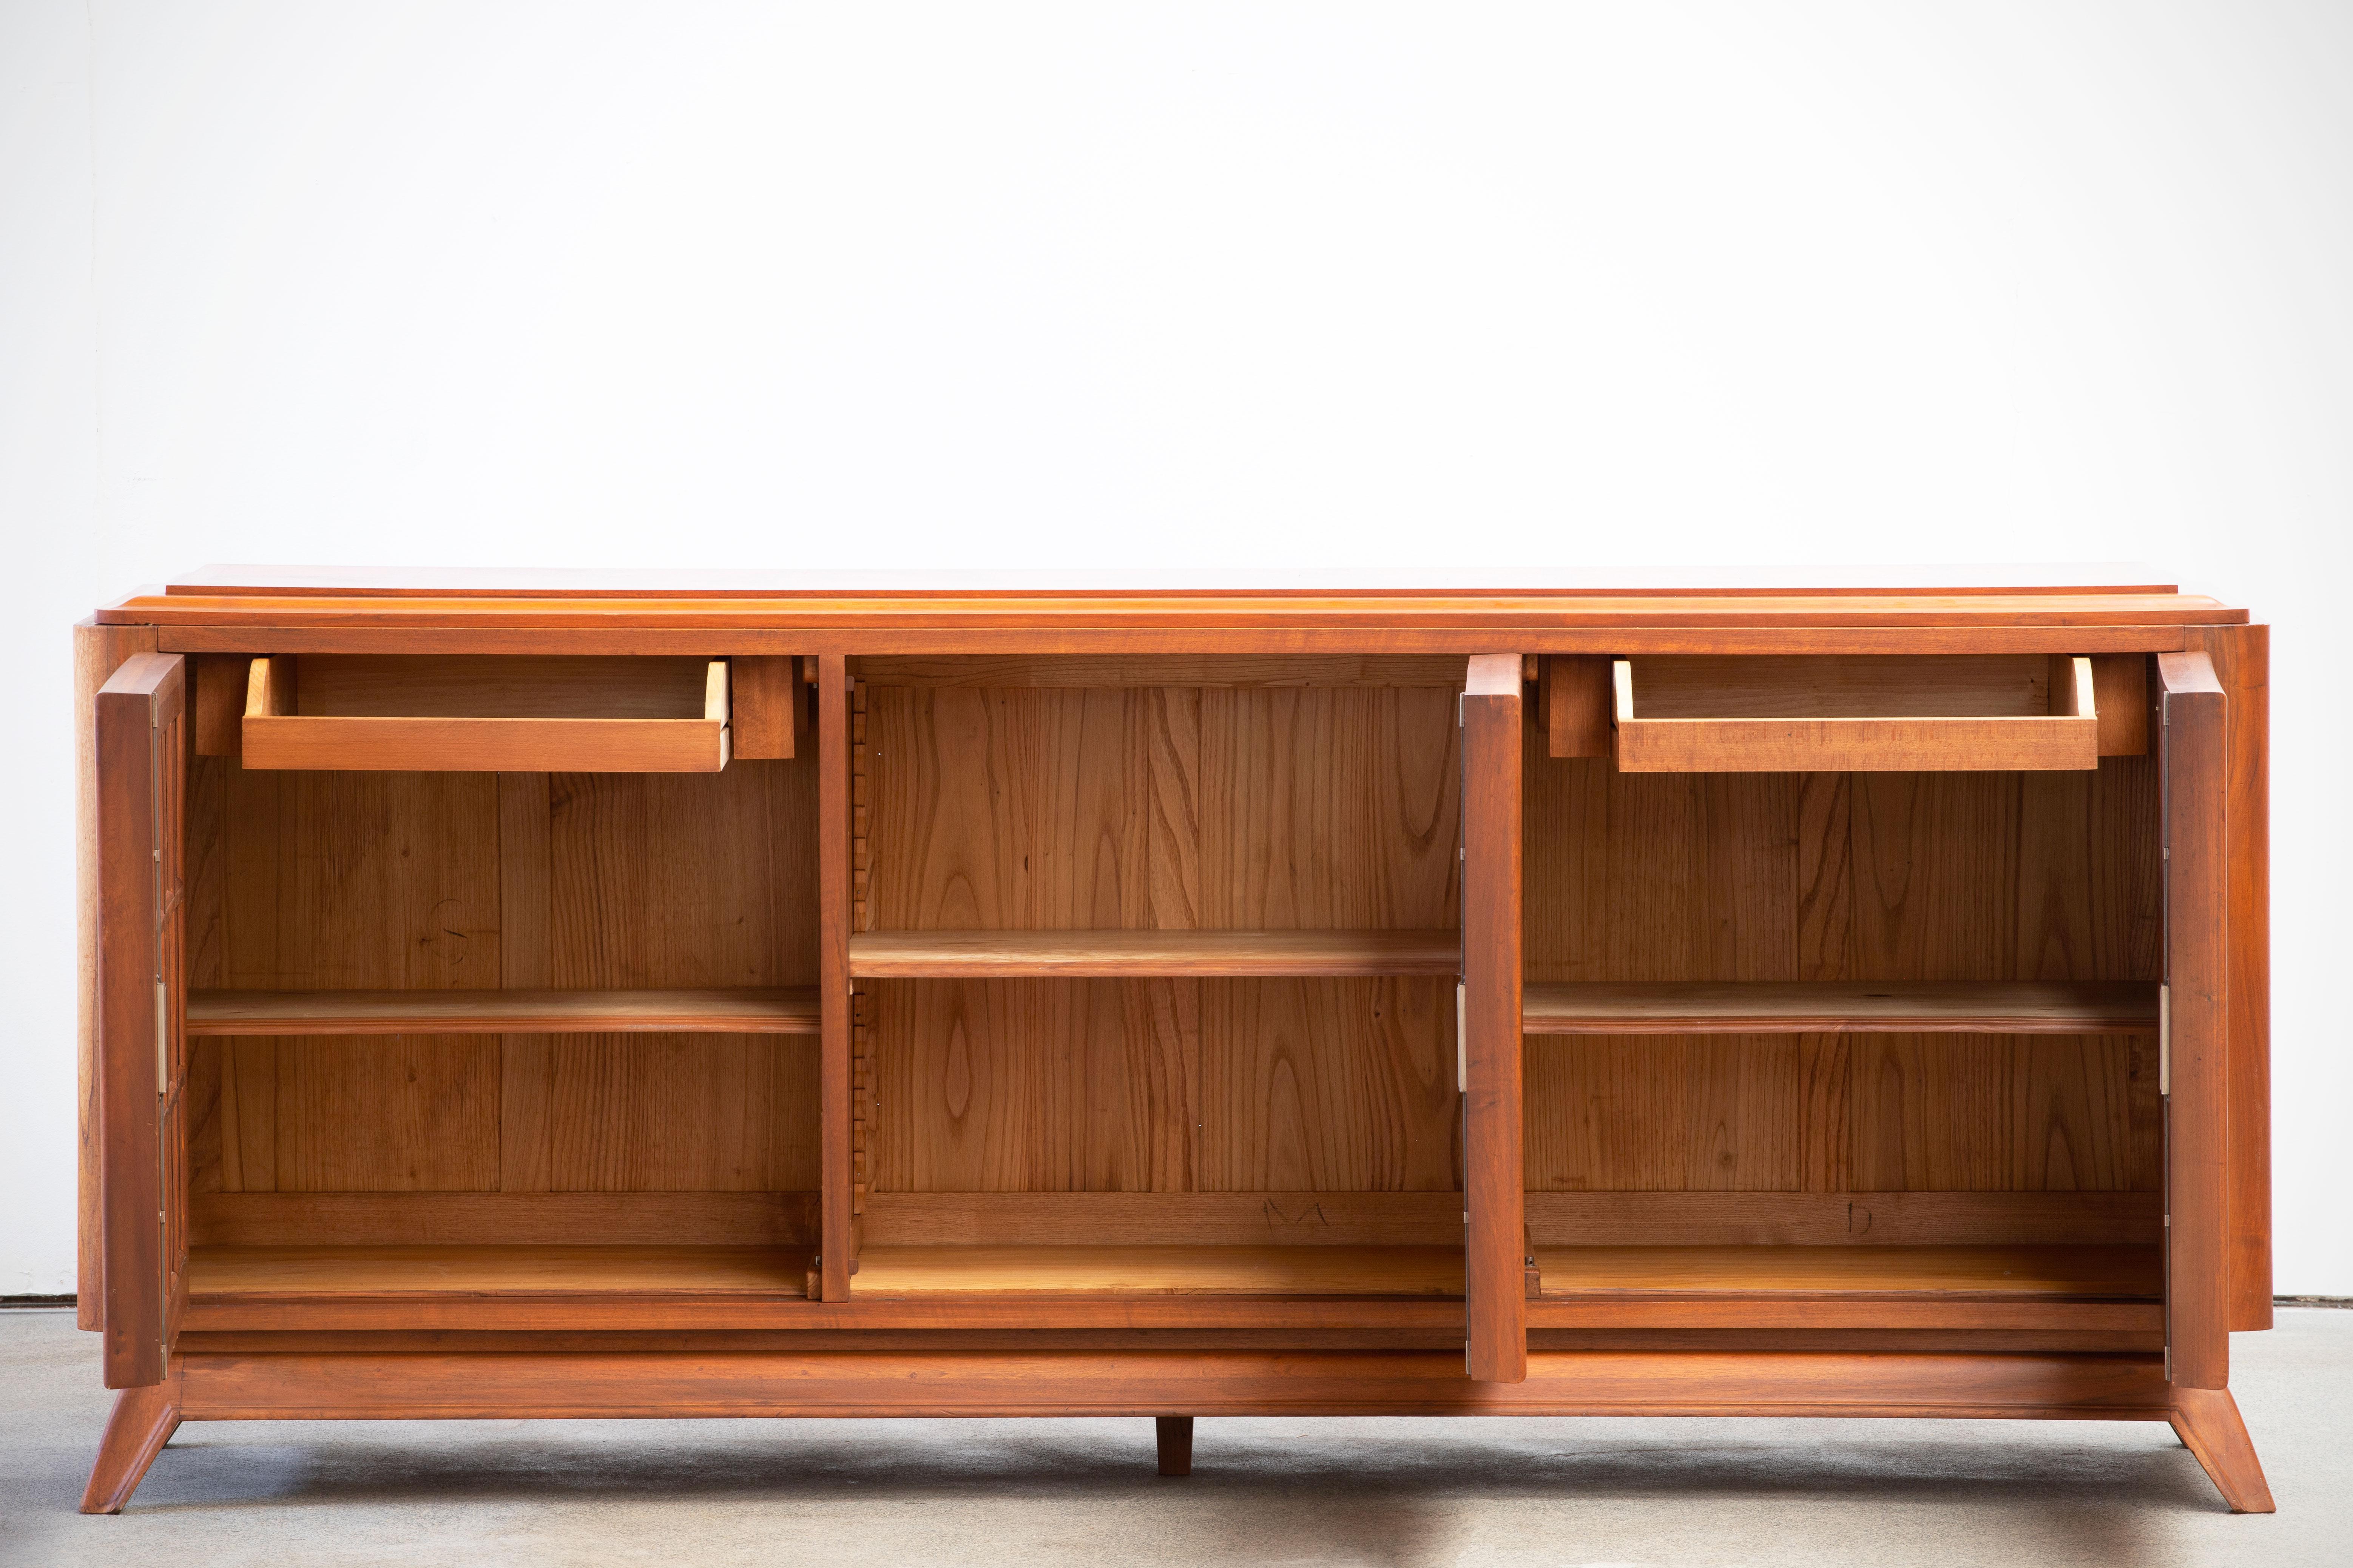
[3,1311,2348,1567]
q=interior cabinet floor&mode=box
[187,1246,813,1298]
[850,1245,1467,1297]
[1532,1245,2162,1300]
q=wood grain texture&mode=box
[851,1246,1465,1297]
[819,655,853,1298]
[1523,981,2157,1035]
[1544,655,1611,758]
[2191,626,2271,1331]
[189,1246,812,1298]
[1156,1415,1194,1476]
[859,1191,1464,1246]
[96,652,187,1387]
[168,1346,2175,1422]
[728,655,804,759]
[1617,716,2097,773]
[190,1191,816,1246]
[76,621,159,1328]
[2159,651,2230,1391]
[1533,1245,2158,1298]
[857,655,1466,687]
[188,987,821,1034]
[860,680,1460,1210]
[1524,756,2160,1208]
[850,929,1458,976]
[1463,653,1525,1381]
[79,1376,181,1514]
[154,623,2201,658]
[1523,1190,2161,1246]
[2169,1385,2275,1512]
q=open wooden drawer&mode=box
[233,654,803,772]
[1543,653,2147,772]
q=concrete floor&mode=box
[3,1312,2347,1568]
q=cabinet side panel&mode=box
[75,620,158,1327]
[2191,626,2271,1329]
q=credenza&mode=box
[73,571,2273,1513]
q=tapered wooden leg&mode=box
[1155,1415,1194,1477]
[80,1379,181,1514]
[2169,1387,2274,1513]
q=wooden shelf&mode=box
[1522,980,2159,1035]
[1532,1245,2161,1301]
[186,987,821,1036]
[851,1245,1465,1297]
[188,1246,811,1299]
[847,930,1460,978]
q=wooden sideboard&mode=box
[73,572,2274,1513]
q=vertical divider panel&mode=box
[1462,654,1526,1382]
[2159,650,2227,1390]
[818,655,855,1298]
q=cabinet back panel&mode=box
[187,754,821,1205]
[1522,753,2160,1207]
[862,682,1461,1196]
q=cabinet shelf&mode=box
[850,1245,1465,1297]
[188,1245,812,1300]
[847,930,1460,978]
[1532,1244,2161,1301]
[185,987,821,1036]
[1521,980,2159,1036]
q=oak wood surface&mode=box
[850,929,1460,977]
[1523,980,2158,1035]
[1532,1245,2158,1298]
[76,621,159,1327]
[850,1245,1464,1297]
[188,987,820,1035]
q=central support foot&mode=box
[1155,1415,1194,1477]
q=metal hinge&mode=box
[2158,984,2170,1097]
[155,982,168,1095]
[1455,983,1467,1093]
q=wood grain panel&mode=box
[191,1191,816,1246]
[1525,1037,1809,1192]
[1199,686,1459,930]
[543,762,816,988]
[499,1036,819,1192]
[1195,979,1455,1193]
[871,979,1194,1193]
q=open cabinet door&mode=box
[95,653,188,1389]
[2158,649,2227,1393]
[1461,655,1526,1382]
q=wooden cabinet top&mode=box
[95,567,2248,653]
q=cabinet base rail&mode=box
[84,1348,2269,1514]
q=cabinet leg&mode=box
[1155,1415,1194,1477]
[80,1380,181,1515]
[2169,1386,2275,1513]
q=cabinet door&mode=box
[95,652,188,1389]
[2157,651,2227,1391]
[1461,655,1526,1382]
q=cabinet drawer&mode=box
[1598,654,2109,772]
[239,655,733,772]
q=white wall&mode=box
[3,2,2347,1294]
